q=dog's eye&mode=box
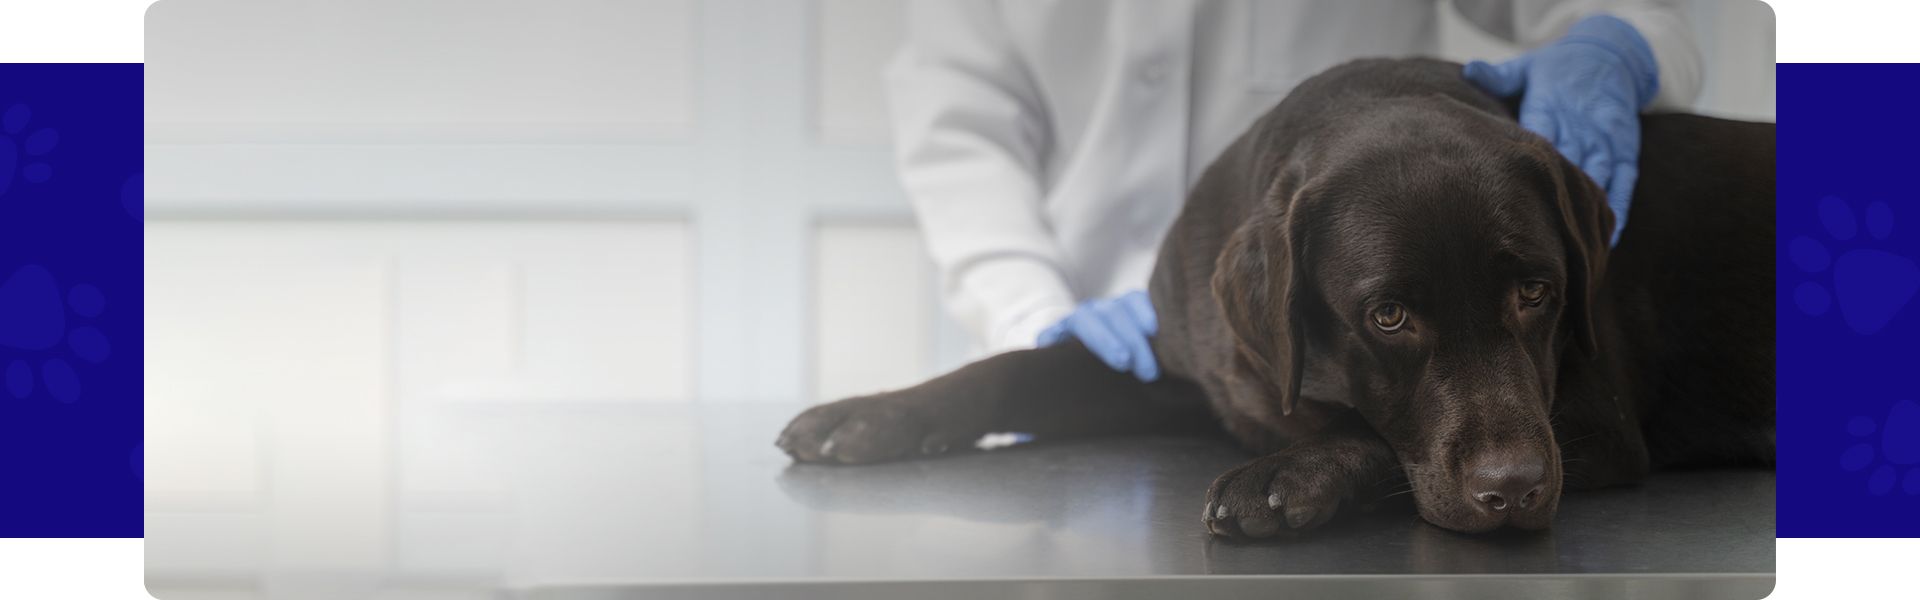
[1370,303,1407,332]
[1519,281,1550,307]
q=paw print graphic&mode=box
[1790,196,1920,334]
[0,265,110,403]
[1841,400,1920,496]
[0,103,58,198]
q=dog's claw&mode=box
[1202,501,1224,535]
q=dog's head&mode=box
[1212,96,1613,533]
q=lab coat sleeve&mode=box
[1451,0,1704,111]
[885,0,1076,352]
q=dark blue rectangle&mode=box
[0,63,143,537]
[1777,63,1920,537]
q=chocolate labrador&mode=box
[777,58,1774,537]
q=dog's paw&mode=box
[1201,451,1356,539]
[776,395,952,464]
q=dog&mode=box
[777,58,1774,537]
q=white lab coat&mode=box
[887,0,1703,354]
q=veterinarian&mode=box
[887,0,1702,380]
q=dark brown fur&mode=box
[776,58,1774,537]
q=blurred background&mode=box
[143,0,1774,596]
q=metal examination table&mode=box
[508,406,1773,600]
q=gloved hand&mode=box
[1035,289,1160,382]
[1463,14,1660,247]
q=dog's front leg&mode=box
[1201,413,1400,538]
[778,340,1213,464]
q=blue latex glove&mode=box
[1463,14,1660,247]
[1035,289,1160,382]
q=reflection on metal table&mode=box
[514,405,1773,600]
[143,403,1770,599]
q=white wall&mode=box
[143,1,1773,594]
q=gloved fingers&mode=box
[1605,161,1637,246]
[1580,135,1613,194]
[1117,290,1158,336]
[1594,102,1639,136]
[1462,57,1531,98]
[1547,106,1584,146]
[1035,321,1068,347]
[1519,106,1562,149]
[1094,303,1160,382]
[1115,291,1163,380]
[1554,133,1587,177]
[1066,310,1130,371]
[1607,108,1642,156]
[1602,116,1641,246]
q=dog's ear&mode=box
[1545,150,1614,357]
[1212,193,1309,416]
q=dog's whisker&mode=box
[1381,487,1420,499]
[1376,483,1416,497]
[1371,473,1410,486]
[1556,432,1601,447]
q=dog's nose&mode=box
[1466,452,1547,512]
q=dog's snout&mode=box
[1465,452,1547,513]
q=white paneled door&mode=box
[145,0,940,407]
[147,221,695,404]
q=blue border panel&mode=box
[0,63,143,537]
[1778,64,1920,537]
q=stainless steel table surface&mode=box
[508,405,1775,600]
